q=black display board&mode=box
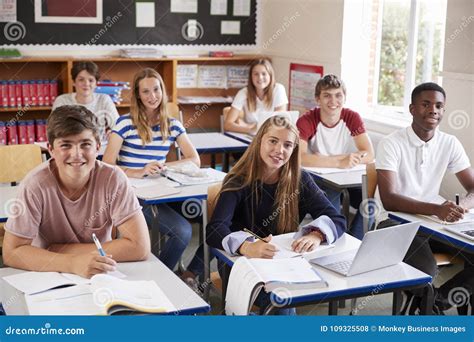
[0,0,257,46]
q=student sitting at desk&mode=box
[53,61,119,143]
[3,105,150,278]
[103,68,203,275]
[376,82,474,313]
[224,58,288,134]
[207,115,346,314]
[296,74,374,239]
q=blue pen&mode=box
[92,233,106,256]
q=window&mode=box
[372,0,447,113]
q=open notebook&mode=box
[21,274,175,315]
[270,233,335,259]
[225,257,327,315]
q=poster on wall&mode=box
[288,63,324,114]
[34,0,103,24]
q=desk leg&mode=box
[211,154,216,169]
[328,301,339,315]
[341,188,350,226]
[223,153,230,172]
[202,199,211,302]
[392,291,403,315]
[220,263,231,311]
[150,205,161,256]
[419,284,434,315]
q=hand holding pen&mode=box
[68,233,117,279]
[240,228,277,259]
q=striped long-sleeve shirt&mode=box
[112,114,185,168]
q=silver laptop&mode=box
[310,222,420,276]
[256,111,300,131]
[444,225,474,241]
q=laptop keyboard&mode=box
[325,259,353,274]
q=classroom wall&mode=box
[258,0,344,87]
[439,0,474,198]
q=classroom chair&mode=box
[220,106,244,132]
[0,144,42,184]
[167,102,183,160]
[0,144,43,253]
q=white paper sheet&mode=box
[210,0,227,15]
[221,20,240,35]
[170,0,197,13]
[233,0,250,16]
[136,2,155,27]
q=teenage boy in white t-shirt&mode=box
[297,75,375,239]
[3,105,151,279]
[376,82,474,312]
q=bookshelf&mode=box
[0,55,260,131]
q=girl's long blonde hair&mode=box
[246,58,276,113]
[222,115,301,234]
[130,68,170,144]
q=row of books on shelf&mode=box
[95,80,130,105]
[0,80,58,108]
[0,120,47,145]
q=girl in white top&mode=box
[53,61,119,142]
[225,58,288,134]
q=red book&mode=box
[37,80,44,106]
[17,121,27,144]
[29,81,38,106]
[50,80,58,104]
[0,81,7,108]
[15,81,22,107]
[35,120,47,142]
[21,81,30,106]
[43,80,50,106]
[0,122,6,145]
[7,123,18,145]
[209,51,234,57]
[26,120,36,144]
[7,81,16,107]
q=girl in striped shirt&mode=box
[103,68,200,271]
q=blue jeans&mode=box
[141,202,192,270]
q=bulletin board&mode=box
[288,63,324,114]
[0,0,258,46]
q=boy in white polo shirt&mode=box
[3,105,151,279]
[297,75,375,239]
[376,82,474,312]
